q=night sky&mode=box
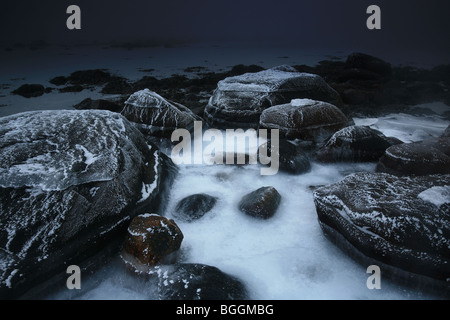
[1,0,450,54]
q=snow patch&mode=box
[418,186,450,207]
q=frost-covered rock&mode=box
[121,214,183,268]
[238,186,281,219]
[204,66,342,129]
[0,110,176,299]
[315,125,402,163]
[314,172,450,293]
[174,194,218,222]
[259,99,349,141]
[121,89,200,137]
[377,137,450,176]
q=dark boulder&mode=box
[204,66,342,129]
[259,99,348,142]
[377,137,450,176]
[0,110,176,299]
[315,125,402,162]
[345,52,392,77]
[150,263,248,300]
[121,89,200,137]
[73,98,124,113]
[238,186,281,219]
[174,194,218,222]
[11,84,45,98]
[314,172,450,294]
[259,139,311,174]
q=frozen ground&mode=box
[1,43,449,300]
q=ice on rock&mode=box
[418,186,450,207]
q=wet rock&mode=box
[345,52,392,77]
[313,172,450,294]
[174,194,218,222]
[259,139,311,174]
[11,84,45,98]
[259,99,348,142]
[121,89,200,137]
[442,125,450,138]
[150,263,248,300]
[0,110,176,299]
[238,186,281,219]
[73,98,124,113]
[204,66,342,129]
[315,125,402,162]
[121,214,183,267]
[377,137,450,176]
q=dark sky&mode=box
[1,0,450,53]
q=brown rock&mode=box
[122,214,183,267]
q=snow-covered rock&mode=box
[315,125,402,163]
[121,89,200,137]
[377,137,450,176]
[204,67,342,129]
[0,110,176,298]
[259,99,349,141]
[313,172,450,294]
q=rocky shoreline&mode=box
[1,52,449,299]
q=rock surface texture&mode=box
[314,172,450,293]
[0,110,176,298]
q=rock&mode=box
[442,125,450,138]
[65,69,113,86]
[174,194,218,222]
[148,263,248,300]
[101,77,134,95]
[73,98,124,113]
[313,172,450,293]
[259,139,311,174]
[377,137,450,176]
[49,76,68,86]
[315,125,402,163]
[0,110,176,299]
[121,214,183,268]
[121,89,201,137]
[59,85,84,93]
[345,52,392,77]
[204,66,342,129]
[238,186,281,219]
[11,84,45,98]
[259,99,349,142]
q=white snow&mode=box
[291,98,316,107]
[418,186,450,207]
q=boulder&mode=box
[345,52,392,77]
[259,139,311,174]
[73,98,124,113]
[315,125,402,162]
[174,194,218,222]
[259,99,349,141]
[11,84,45,98]
[121,89,200,137]
[204,66,342,129]
[121,214,183,267]
[314,172,450,293]
[0,110,176,299]
[238,186,281,219]
[148,263,248,300]
[377,137,450,176]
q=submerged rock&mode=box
[315,125,402,162]
[0,110,176,299]
[377,137,450,176]
[204,66,342,129]
[313,172,450,294]
[122,214,183,268]
[238,186,281,219]
[259,99,348,142]
[121,89,200,137]
[174,194,218,222]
